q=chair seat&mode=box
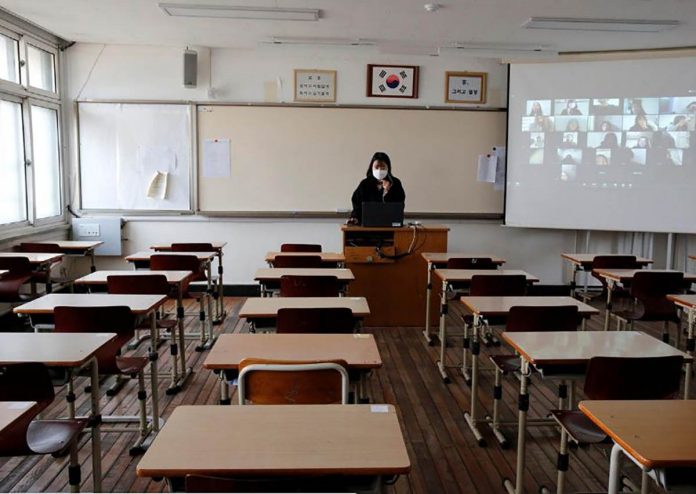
[26,419,89,455]
[550,410,607,444]
[489,354,522,374]
[116,356,149,375]
[0,274,33,302]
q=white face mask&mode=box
[373,168,388,180]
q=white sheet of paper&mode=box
[202,139,231,178]
[146,171,168,199]
[137,145,176,174]
[477,155,497,183]
[493,146,506,191]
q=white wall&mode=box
[62,43,681,285]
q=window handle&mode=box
[25,159,32,167]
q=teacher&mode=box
[348,152,406,225]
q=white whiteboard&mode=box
[78,103,192,211]
[197,105,506,214]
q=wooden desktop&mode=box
[342,225,448,327]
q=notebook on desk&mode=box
[362,202,405,227]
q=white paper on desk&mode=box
[137,145,177,174]
[476,154,497,183]
[493,146,506,191]
[146,171,168,199]
[202,139,231,178]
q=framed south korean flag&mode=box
[367,64,419,99]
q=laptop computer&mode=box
[362,202,405,227]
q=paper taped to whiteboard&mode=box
[147,171,168,199]
[203,139,231,178]
[477,154,497,183]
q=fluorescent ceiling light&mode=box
[523,17,679,32]
[263,36,374,46]
[440,42,557,57]
[159,3,320,21]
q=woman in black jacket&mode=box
[348,152,406,224]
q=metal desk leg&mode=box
[608,443,624,494]
[436,278,450,382]
[570,265,578,297]
[464,313,486,447]
[90,250,97,273]
[213,250,226,324]
[603,280,614,331]
[148,313,161,431]
[219,372,231,405]
[88,357,103,492]
[169,287,193,394]
[196,261,215,350]
[423,262,433,344]
[504,358,531,494]
[684,307,694,400]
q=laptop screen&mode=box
[361,202,405,227]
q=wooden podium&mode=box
[342,225,448,327]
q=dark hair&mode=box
[365,152,392,177]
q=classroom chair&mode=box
[581,255,640,303]
[445,257,498,300]
[170,243,220,309]
[550,355,683,494]
[276,307,356,334]
[488,305,581,448]
[15,242,71,293]
[53,305,151,456]
[460,273,529,349]
[272,254,323,268]
[612,270,684,344]
[150,254,214,351]
[280,243,322,252]
[0,256,34,304]
[237,358,349,405]
[279,275,340,297]
[0,362,89,493]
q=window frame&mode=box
[0,24,22,91]
[0,92,30,228]
[21,36,59,98]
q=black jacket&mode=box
[350,166,406,223]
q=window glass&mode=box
[0,100,27,223]
[27,44,55,92]
[0,33,20,83]
[31,105,61,218]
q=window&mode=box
[27,44,56,93]
[30,104,61,219]
[0,99,27,224]
[0,17,64,231]
[0,32,19,84]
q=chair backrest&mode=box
[446,257,497,270]
[0,363,54,456]
[107,274,170,296]
[54,305,136,375]
[280,243,322,253]
[150,254,204,287]
[506,305,580,332]
[584,355,684,400]
[470,274,527,296]
[279,275,340,297]
[170,243,215,252]
[16,242,62,253]
[590,255,640,288]
[0,256,33,275]
[238,358,349,405]
[630,271,685,320]
[272,255,323,268]
[276,307,355,334]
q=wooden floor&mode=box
[0,296,692,493]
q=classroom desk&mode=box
[561,253,652,297]
[74,270,195,393]
[29,240,103,273]
[459,296,599,447]
[421,252,506,343]
[13,293,168,428]
[239,296,370,331]
[432,269,539,382]
[126,251,217,349]
[204,333,382,404]
[0,402,37,433]
[0,252,65,294]
[265,251,345,267]
[254,268,355,296]
[151,243,227,324]
[580,400,696,494]
[136,404,410,491]
[593,269,696,331]
[667,293,696,395]
[0,332,118,492]
[500,331,691,494]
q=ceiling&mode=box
[1,0,695,54]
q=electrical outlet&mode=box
[76,223,100,237]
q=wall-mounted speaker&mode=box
[183,49,198,88]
